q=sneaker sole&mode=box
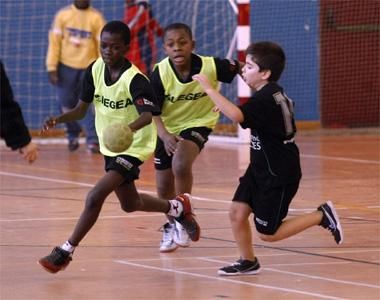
[217,268,261,276]
[159,243,179,253]
[37,259,70,274]
[180,216,201,242]
[325,201,344,244]
[174,241,191,248]
[159,246,179,253]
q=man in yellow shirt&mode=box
[46,0,105,153]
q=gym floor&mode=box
[1,132,379,299]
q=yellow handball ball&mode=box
[102,122,133,153]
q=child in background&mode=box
[46,0,105,153]
[124,0,163,75]
[193,41,343,276]
[38,21,200,274]
[150,23,241,253]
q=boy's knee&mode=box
[172,160,191,178]
[229,209,238,222]
[258,233,277,242]
[254,215,281,241]
[256,225,279,242]
[172,167,187,179]
[229,208,245,224]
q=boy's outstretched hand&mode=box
[192,74,214,93]
[40,117,57,135]
[193,74,220,112]
[19,142,38,163]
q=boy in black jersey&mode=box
[38,21,200,274]
[150,23,241,253]
[194,41,343,276]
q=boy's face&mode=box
[163,29,194,67]
[100,32,128,67]
[242,54,269,90]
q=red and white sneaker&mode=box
[174,193,201,242]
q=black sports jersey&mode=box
[0,61,32,150]
[150,53,239,109]
[80,59,160,116]
[239,82,302,185]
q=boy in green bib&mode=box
[38,21,200,274]
[150,23,241,253]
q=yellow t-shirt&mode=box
[46,4,105,71]
[156,55,219,134]
[92,58,157,161]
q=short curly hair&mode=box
[101,20,131,45]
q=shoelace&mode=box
[232,259,244,266]
[322,207,337,232]
[162,226,174,242]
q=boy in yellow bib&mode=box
[38,21,200,274]
[150,23,241,252]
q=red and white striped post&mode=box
[237,0,251,142]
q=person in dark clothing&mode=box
[193,41,343,276]
[0,60,38,163]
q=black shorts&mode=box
[233,168,300,235]
[104,155,143,184]
[154,127,212,170]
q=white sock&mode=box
[61,240,75,253]
[167,199,183,218]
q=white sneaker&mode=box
[159,222,178,253]
[173,220,191,247]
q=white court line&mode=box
[116,248,380,262]
[0,214,161,222]
[265,267,380,289]
[0,211,227,223]
[0,171,229,204]
[177,261,351,271]
[0,171,376,210]
[200,257,380,289]
[301,154,380,164]
[114,259,346,300]
[0,171,94,187]
[0,171,378,222]
[250,248,380,257]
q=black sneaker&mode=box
[68,139,79,152]
[318,201,343,245]
[174,193,201,242]
[218,258,261,276]
[38,247,73,273]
